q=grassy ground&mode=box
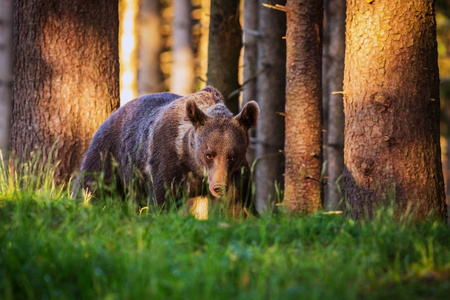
[0,157,450,299]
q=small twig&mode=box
[332,91,346,95]
[196,76,207,83]
[244,28,262,37]
[262,3,287,12]
[227,67,268,99]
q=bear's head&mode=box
[185,99,259,198]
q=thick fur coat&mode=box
[75,87,259,211]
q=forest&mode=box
[1,0,450,299]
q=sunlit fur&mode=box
[75,87,259,215]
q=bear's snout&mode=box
[212,184,227,196]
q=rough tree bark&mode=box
[343,0,447,220]
[324,0,345,210]
[255,0,286,211]
[12,0,120,182]
[207,0,242,114]
[0,0,12,158]
[283,0,323,214]
[138,0,164,94]
[171,0,195,95]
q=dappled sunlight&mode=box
[189,196,209,220]
[119,0,138,106]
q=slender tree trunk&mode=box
[207,0,242,114]
[343,0,447,220]
[119,0,138,105]
[197,0,211,89]
[255,0,286,212]
[138,0,164,94]
[0,0,12,158]
[324,0,345,210]
[171,0,195,95]
[243,0,258,106]
[283,0,323,214]
[12,0,120,182]
[243,0,258,164]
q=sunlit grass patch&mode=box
[0,155,449,299]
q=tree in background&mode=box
[243,0,258,163]
[138,0,165,94]
[171,0,195,95]
[207,0,242,114]
[254,0,286,211]
[283,0,323,214]
[12,0,120,182]
[343,0,447,220]
[436,0,450,222]
[323,0,345,210]
[0,0,12,158]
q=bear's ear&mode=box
[235,101,259,131]
[186,99,208,128]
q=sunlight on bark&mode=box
[120,0,138,106]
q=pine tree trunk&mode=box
[12,0,120,182]
[0,0,12,158]
[255,0,286,211]
[171,0,195,95]
[243,0,258,164]
[324,0,345,210]
[343,0,447,220]
[207,0,242,114]
[138,0,164,94]
[284,0,323,214]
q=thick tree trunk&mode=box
[243,0,258,164]
[283,0,323,214]
[324,0,345,210]
[171,0,195,95]
[207,0,242,114]
[343,0,447,220]
[138,0,164,94]
[255,0,286,212]
[12,0,120,182]
[0,0,12,158]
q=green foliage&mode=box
[0,157,449,299]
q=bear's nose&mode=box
[213,184,227,195]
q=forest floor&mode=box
[0,158,450,299]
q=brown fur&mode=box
[74,87,259,212]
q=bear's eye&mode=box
[228,156,236,162]
[206,154,213,160]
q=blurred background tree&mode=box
[0,0,12,159]
[437,0,450,216]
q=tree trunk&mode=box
[119,0,138,105]
[343,0,447,220]
[324,0,345,210]
[255,0,286,212]
[207,0,242,114]
[171,0,195,95]
[283,0,323,214]
[0,0,12,158]
[138,0,164,94]
[243,0,258,164]
[12,0,120,182]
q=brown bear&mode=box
[74,87,259,214]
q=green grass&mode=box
[0,156,450,299]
